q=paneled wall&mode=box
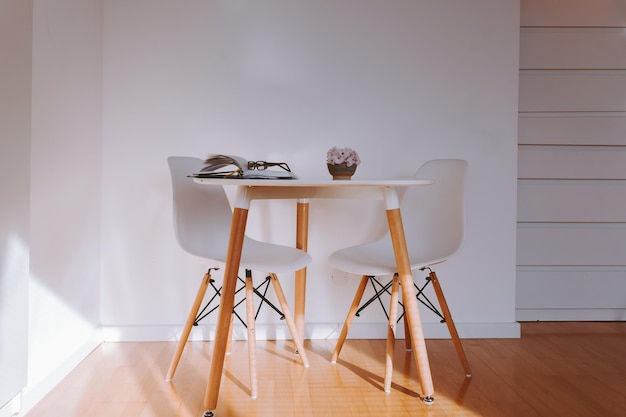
[517,0,626,320]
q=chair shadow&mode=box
[333,357,421,399]
[452,376,472,404]
[232,339,311,368]
[222,368,253,398]
[221,339,308,397]
[333,350,474,404]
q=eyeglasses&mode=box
[247,161,292,172]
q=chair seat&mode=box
[187,236,312,274]
[241,237,313,273]
[328,237,446,276]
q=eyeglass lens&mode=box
[248,161,290,172]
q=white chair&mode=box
[166,156,311,399]
[329,159,471,393]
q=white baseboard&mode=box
[101,321,521,342]
[15,332,101,417]
[0,394,20,417]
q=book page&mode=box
[199,154,249,172]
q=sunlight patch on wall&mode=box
[27,275,98,386]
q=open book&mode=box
[192,154,297,179]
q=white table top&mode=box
[193,176,432,209]
[192,177,431,187]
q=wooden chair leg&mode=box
[245,273,258,398]
[166,271,211,381]
[331,275,369,364]
[384,274,400,393]
[268,273,310,368]
[429,270,472,378]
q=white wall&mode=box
[0,1,32,414]
[100,0,521,340]
[22,0,103,412]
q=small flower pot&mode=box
[327,163,357,180]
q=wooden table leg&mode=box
[386,207,435,403]
[294,200,309,343]
[203,207,249,412]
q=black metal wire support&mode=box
[356,269,446,324]
[193,269,285,328]
[355,276,394,319]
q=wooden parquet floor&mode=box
[25,322,626,417]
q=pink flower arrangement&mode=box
[326,146,361,167]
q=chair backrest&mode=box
[403,159,467,263]
[167,156,233,260]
